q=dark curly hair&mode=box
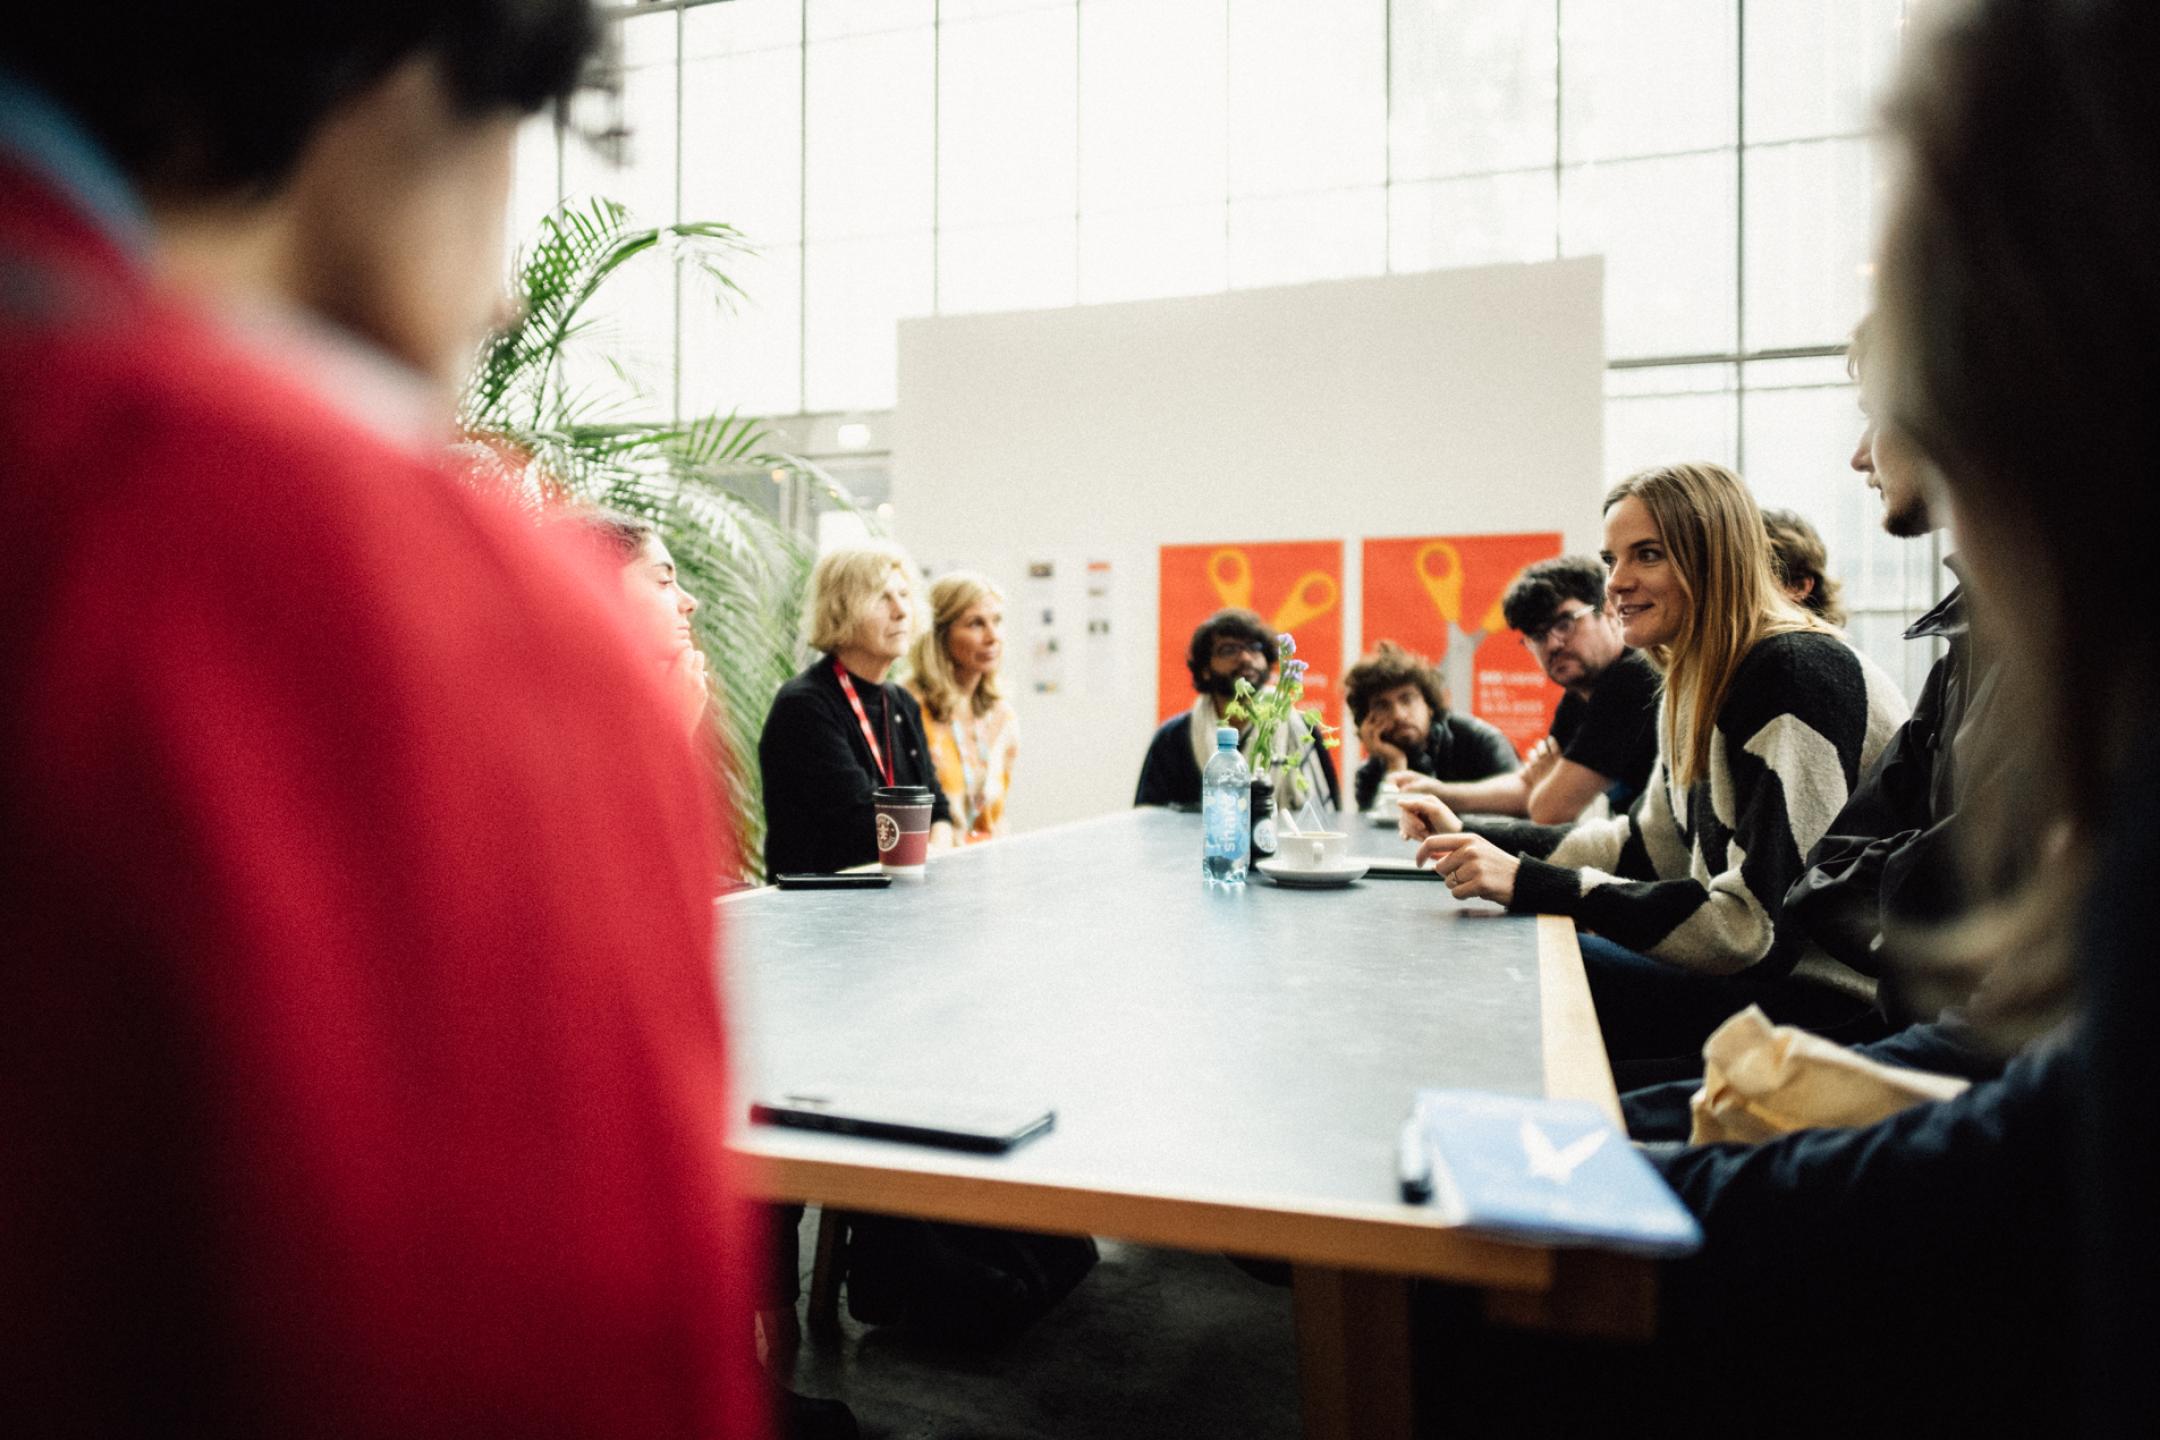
[1185,608,1275,692]
[1500,556,1610,635]
[3,1,596,202]
[1342,642,1448,724]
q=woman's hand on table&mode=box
[1415,833,1518,906]
[1396,793,1463,841]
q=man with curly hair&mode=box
[1343,641,1520,813]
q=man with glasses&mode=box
[1134,607,1339,810]
[1385,556,1659,822]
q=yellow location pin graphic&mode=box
[1208,548,1253,610]
[1477,589,1508,634]
[1415,539,1466,626]
[1270,571,1339,633]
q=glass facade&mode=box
[519,0,1937,694]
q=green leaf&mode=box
[454,196,848,882]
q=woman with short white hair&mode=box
[759,542,954,877]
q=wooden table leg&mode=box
[1483,1248,1657,1342]
[1292,1265,1414,1440]
[806,1206,845,1343]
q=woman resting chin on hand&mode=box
[570,510,709,737]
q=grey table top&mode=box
[724,809,1563,1262]
[1338,808,1448,862]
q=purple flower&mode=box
[1276,632,1297,658]
[1285,658,1309,679]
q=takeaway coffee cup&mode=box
[1276,830,1349,872]
[872,785,935,881]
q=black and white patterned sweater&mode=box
[1480,631,1909,980]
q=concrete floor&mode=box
[775,1228,1302,1440]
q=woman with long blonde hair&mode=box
[1399,461,1908,1063]
[903,572,1019,843]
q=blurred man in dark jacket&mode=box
[1778,318,1995,1003]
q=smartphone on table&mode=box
[750,1087,1056,1153]
[773,872,892,890]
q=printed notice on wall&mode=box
[1026,559,1062,694]
[1083,559,1114,695]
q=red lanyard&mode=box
[834,661,895,788]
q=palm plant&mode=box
[459,197,857,880]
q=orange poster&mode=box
[1360,533,1564,757]
[1157,541,1345,741]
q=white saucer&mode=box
[1256,857,1370,888]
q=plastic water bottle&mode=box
[1201,726,1251,887]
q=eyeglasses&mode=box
[1211,639,1270,661]
[1522,606,1599,649]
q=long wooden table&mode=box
[723,807,1649,1438]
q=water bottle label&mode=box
[1204,795,1241,856]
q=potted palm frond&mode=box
[459,197,859,880]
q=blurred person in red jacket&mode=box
[0,6,768,1436]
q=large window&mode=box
[520,0,1932,691]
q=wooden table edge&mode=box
[1503,913,1657,1340]
[728,1147,1557,1295]
[1535,913,1622,1127]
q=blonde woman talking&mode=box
[1399,462,1908,1063]
[904,573,1019,844]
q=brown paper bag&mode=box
[1688,1006,1970,1146]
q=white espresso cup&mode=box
[1277,830,1349,872]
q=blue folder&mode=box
[1414,1089,1703,1257]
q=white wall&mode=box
[894,259,1604,832]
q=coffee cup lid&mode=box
[873,785,932,803]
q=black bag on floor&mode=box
[841,1213,1098,1348]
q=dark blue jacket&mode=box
[1647,1037,2074,1435]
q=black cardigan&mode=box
[758,657,951,876]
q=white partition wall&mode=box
[894,258,1603,832]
